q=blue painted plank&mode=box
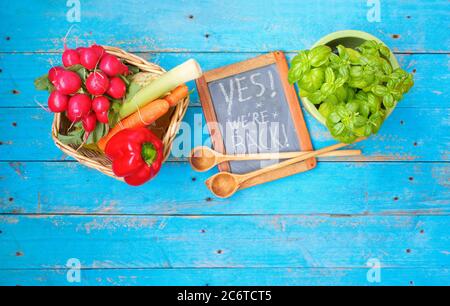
[0,161,448,215]
[0,53,443,108]
[0,1,448,52]
[0,215,449,269]
[1,268,448,286]
[0,107,448,162]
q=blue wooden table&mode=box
[0,0,449,286]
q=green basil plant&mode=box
[288,41,414,143]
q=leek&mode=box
[119,59,202,118]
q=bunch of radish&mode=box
[47,44,129,136]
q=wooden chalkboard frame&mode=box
[196,51,316,189]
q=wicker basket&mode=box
[51,45,189,180]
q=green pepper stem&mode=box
[141,142,157,165]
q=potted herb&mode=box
[288,30,414,143]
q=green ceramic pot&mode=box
[301,30,400,125]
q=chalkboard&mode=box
[196,52,316,187]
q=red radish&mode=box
[76,47,87,53]
[67,94,91,122]
[48,91,69,113]
[54,70,82,95]
[86,71,110,95]
[120,63,129,75]
[82,112,97,134]
[91,45,105,58]
[107,77,126,99]
[79,47,100,70]
[99,54,123,77]
[48,66,64,84]
[92,96,110,113]
[96,111,109,124]
[62,49,80,67]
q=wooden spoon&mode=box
[205,138,365,198]
[190,146,362,172]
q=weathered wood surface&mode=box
[2,268,448,286]
[1,161,448,215]
[1,215,448,269]
[0,0,449,286]
[0,0,448,53]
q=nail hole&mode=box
[191,177,197,182]
[216,249,223,254]
[406,16,411,19]
[9,197,13,202]
[201,229,206,233]
[0,69,3,73]
[400,120,404,125]
[412,69,417,74]
[406,249,411,253]
[5,36,10,41]
[410,280,414,285]
[12,89,19,95]
[409,177,414,181]
[0,230,3,234]
[205,197,212,202]
[188,14,194,19]
[205,33,210,38]
[12,122,17,127]
[393,196,399,201]
[420,229,424,234]
[413,142,418,147]
[392,34,400,39]
[0,141,3,145]
[16,251,23,257]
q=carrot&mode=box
[165,84,189,107]
[97,85,189,152]
[98,99,169,151]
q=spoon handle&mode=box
[237,138,366,184]
[220,149,361,162]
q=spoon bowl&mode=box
[189,146,218,172]
[206,172,240,198]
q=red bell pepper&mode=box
[105,127,164,186]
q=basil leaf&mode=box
[325,67,335,83]
[335,86,348,103]
[383,94,395,108]
[372,85,388,96]
[346,100,360,113]
[328,112,341,124]
[359,103,370,118]
[319,102,333,118]
[309,91,324,104]
[309,45,331,67]
[353,115,367,127]
[331,122,345,136]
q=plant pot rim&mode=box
[301,30,400,126]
